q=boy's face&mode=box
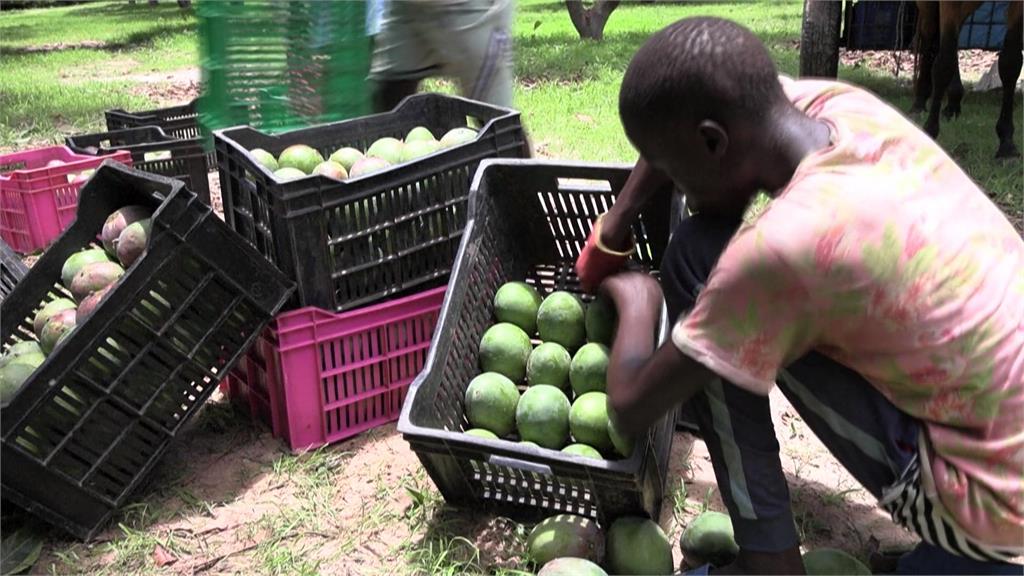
[637,124,755,218]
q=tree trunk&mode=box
[799,0,843,78]
[566,0,620,41]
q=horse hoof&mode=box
[943,107,961,120]
[995,145,1020,159]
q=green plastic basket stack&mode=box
[197,0,370,138]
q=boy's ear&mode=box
[697,120,728,159]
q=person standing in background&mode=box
[369,0,516,112]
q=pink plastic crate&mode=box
[0,146,132,253]
[223,287,446,451]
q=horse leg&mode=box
[924,25,959,138]
[995,6,1022,158]
[910,1,938,115]
[943,52,964,119]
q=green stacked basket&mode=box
[197,0,370,138]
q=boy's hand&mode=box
[576,214,636,293]
[600,271,663,322]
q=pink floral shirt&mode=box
[671,77,1024,548]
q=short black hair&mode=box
[619,17,786,142]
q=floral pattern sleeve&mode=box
[671,222,820,396]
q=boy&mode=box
[579,17,1024,575]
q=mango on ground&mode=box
[526,342,571,391]
[606,516,673,575]
[515,384,570,449]
[537,291,586,351]
[478,322,533,382]
[801,549,871,575]
[526,513,605,565]
[464,372,520,437]
[680,511,739,568]
[493,281,542,335]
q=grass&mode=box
[0,1,196,146]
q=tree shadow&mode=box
[2,21,193,54]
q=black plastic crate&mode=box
[105,100,199,141]
[0,161,293,540]
[0,237,27,303]
[66,126,211,206]
[398,159,676,523]
[214,93,530,314]
[104,100,214,170]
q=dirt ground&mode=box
[33,384,920,575]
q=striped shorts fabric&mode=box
[881,454,1021,564]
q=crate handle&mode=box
[487,454,553,476]
[556,177,613,193]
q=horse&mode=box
[910,1,1022,158]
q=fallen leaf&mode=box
[1,527,43,575]
[574,113,595,125]
[152,544,177,567]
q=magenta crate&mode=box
[224,286,446,451]
[0,146,132,253]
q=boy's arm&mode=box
[602,275,808,576]
[576,157,673,292]
[601,272,715,435]
[600,156,672,251]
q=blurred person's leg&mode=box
[369,0,440,112]
[422,0,515,108]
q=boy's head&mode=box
[620,17,789,216]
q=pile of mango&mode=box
[0,205,152,402]
[248,125,478,182]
